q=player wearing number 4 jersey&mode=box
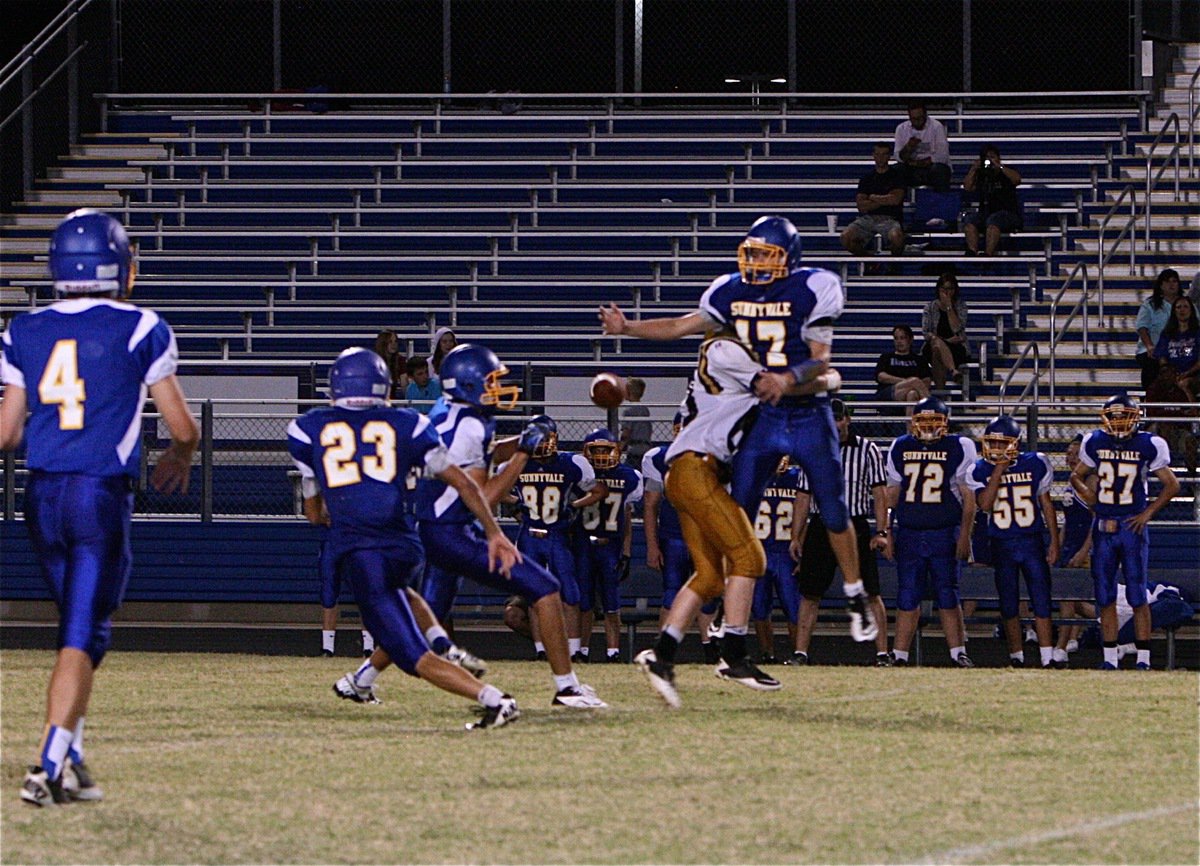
[967,415,1060,668]
[881,397,978,667]
[1,210,200,806]
[288,348,522,729]
[1071,395,1178,670]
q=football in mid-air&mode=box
[590,372,627,409]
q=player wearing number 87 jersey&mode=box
[1070,395,1178,670]
[966,415,1061,667]
[882,397,978,666]
[1,209,199,806]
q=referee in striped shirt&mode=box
[790,398,893,665]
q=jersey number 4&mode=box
[39,339,86,430]
[321,421,396,487]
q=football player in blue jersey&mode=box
[0,210,199,806]
[750,457,801,663]
[316,522,376,658]
[967,415,1061,668]
[575,428,643,662]
[1070,395,1179,670]
[880,397,978,666]
[600,216,877,643]
[1050,434,1097,667]
[417,344,607,707]
[508,414,606,662]
[288,348,522,729]
[641,412,721,663]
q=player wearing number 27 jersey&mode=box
[882,397,977,666]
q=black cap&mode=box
[831,398,849,419]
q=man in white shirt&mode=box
[894,102,952,192]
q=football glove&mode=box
[517,421,552,456]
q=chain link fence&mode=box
[111,0,1142,95]
[2,401,1196,523]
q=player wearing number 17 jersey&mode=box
[882,397,978,666]
[1,210,199,806]
[1071,395,1178,670]
[966,415,1060,668]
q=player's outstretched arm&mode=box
[437,463,521,576]
[0,384,27,451]
[149,375,200,494]
[599,304,707,340]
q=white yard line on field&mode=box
[916,801,1199,864]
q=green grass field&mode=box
[2,650,1196,864]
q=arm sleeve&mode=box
[1147,435,1172,472]
[874,353,889,380]
[698,273,735,325]
[444,416,488,470]
[964,460,989,492]
[893,122,908,155]
[801,270,845,344]
[1078,432,1098,468]
[1035,453,1055,496]
[129,311,179,386]
[286,418,316,479]
[921,301,936,339]
[885,439,903,486]
[0,326,23,388]
[626,470,644,505]
[641,450,664,493]
[1134,301,1152,333]
[410,413,454,476]
[571,453,598,492]
[956,437,979,486]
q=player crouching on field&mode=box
[966,415,1061,668]
[288,348,521,729]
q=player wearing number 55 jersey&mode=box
[1,210,198,806]
[882,397,978,667]
[1071,395,1178,670]
[966,415,1060,668]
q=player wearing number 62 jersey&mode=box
[750,458,801,663]
[1,210,199,806]
[1070,395,1178,670]
[882,397,978,666]
[966,415,1060,668]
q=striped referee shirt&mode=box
[795,431,888,518]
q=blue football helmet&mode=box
[329,347,391,406]
[737,215,802,285]
[529,414,558,458]
[439,344,519,411]
[911,396,949,442]
[49,209,135,297]
[1100,393,1140,439]
[583,427,621,469]
[981,414,1022,463]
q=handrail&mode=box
[998,340,1041,408]
[1047,262,1089,402]
[1188,65,1199,178]
[95,89,1152,101]
[1095,183,1138,322]
[0,0,92,89]
[1142,112,1180,248]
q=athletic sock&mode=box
[553,672,580,692]
[1009,651,1024,664]
[425,625,452,656]
[843,580,866,598]
[655,631,681,665]
[950,645,966,661]
[606,649,620,660]
[39,725,72,781]
[722,625,748,663]
[477,684,503,709]
[1136,639,1151,667]
[568,638,581,656]
[534,641,546,654]
[352,659,379,688]
[579,647,590,659]
[67,717,85,765]
[1103,642,1119,667]
[1051,647,1069,663]
[1039,646,1054,666]
[361,630,375,653]
[892,649,909,663]
[322,630,336,653]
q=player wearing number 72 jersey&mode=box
[966,415,1060,668]
[1070,394,1178,670]
[882,397,977,667]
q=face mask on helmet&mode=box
[532,429,558,459]
[737,238,790,285]
[480,366,520,410]
[1100,404,1140,439]
[584,438,621,470]
[912,411,948,442]
[981,433,1020,464]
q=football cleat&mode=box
[1050,659,1069,670]
[847,595,879,643]
[552,684,608,709]
[954,654,976,668]
[702,641,722,665]
[571,651,587,664]
[534,650,547,662]
[783,651,809,666]
[443,644,488,678]
[20,767,68,807]
[1009,657,1025,669]
[333,673,381,704]
[466,695,520,730]
[603,653,621,664]
[634,649,681,709]
[892,656,910,667]
[321,649,334,658]
[716,659,782,691]
[1135,661,1151,671]
[759,654,780,665]
[61,760,103,802]
[1098,661,1118,671]
[875,652,893,667]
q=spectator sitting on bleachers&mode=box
[920,271,970,392]
[874,324,932,405]
[841,142,906,260]
[405,356,443,413]
[373,328,408,398]
[1152,297,1200,402]
[1134,268,1182,391]
[894,101,952,193]
[961,144,1023,257]
[427,326,457,379]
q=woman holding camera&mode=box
[963,144,1022,256]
